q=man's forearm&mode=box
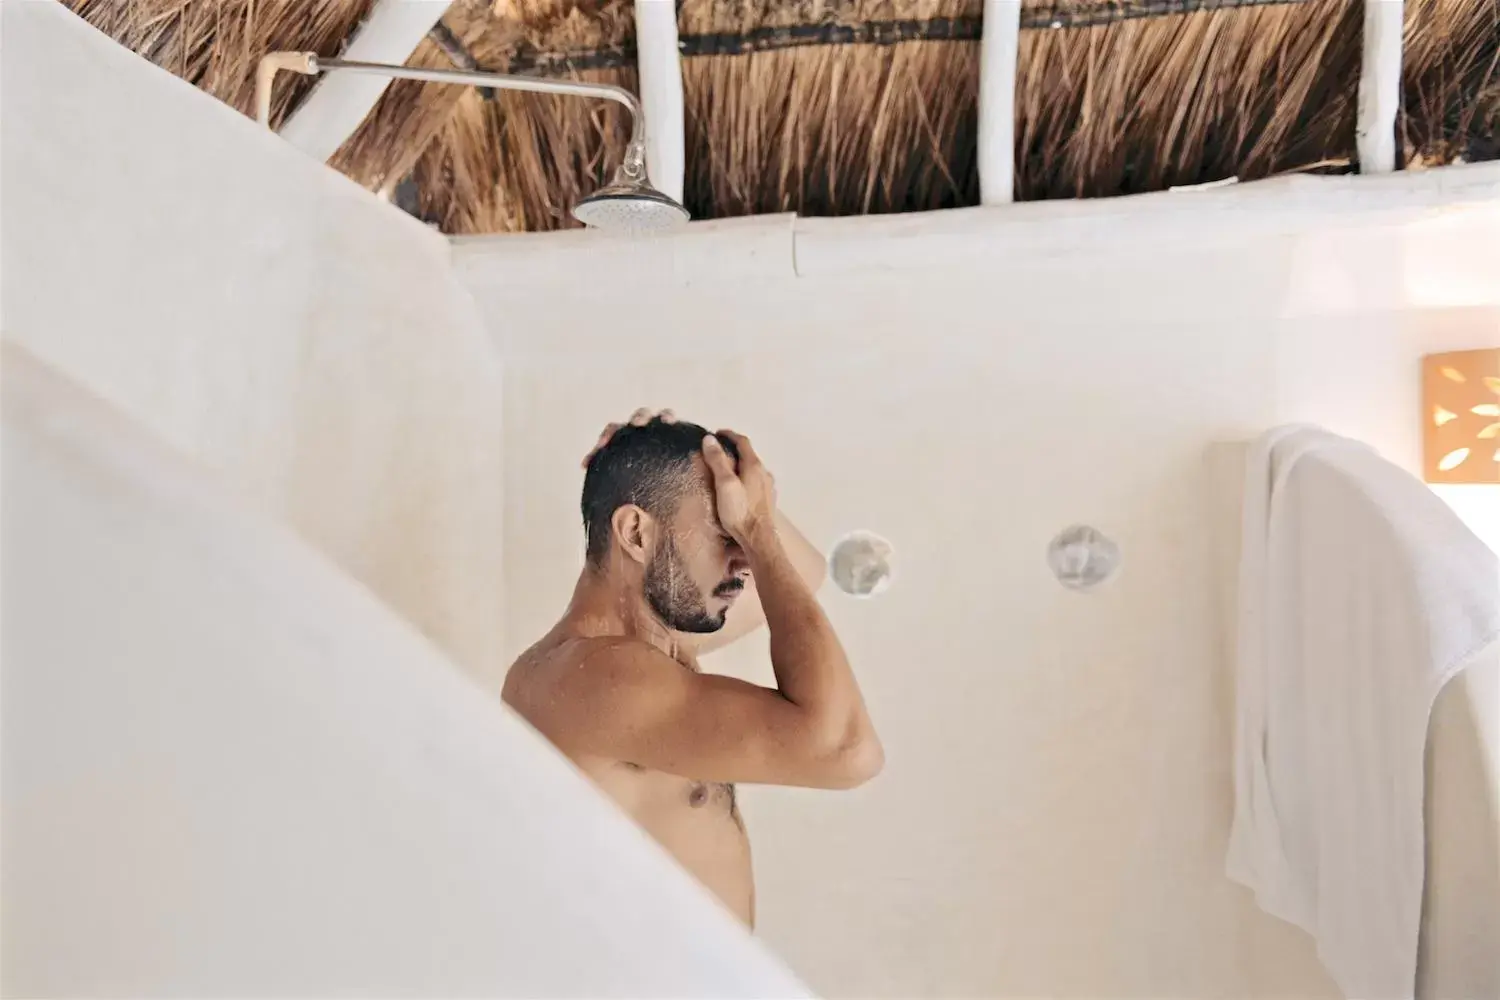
[742,518,865,744]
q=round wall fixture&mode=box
[829,531,894,598]
[1047,525,1120,591]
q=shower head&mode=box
[572,180,689,233]
[571,143,690,234]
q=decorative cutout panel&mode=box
[1422,348,1500,484]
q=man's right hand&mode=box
[702,430,777,546]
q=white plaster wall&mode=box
[1,0,508,683]
[456,177,1500,998]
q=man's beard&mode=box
[644,534,738,634]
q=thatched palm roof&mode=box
[68,0,1498,235]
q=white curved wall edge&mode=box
[1420,637,1500,1000]
[1204,440,1500,999]
[0,341,812,999]
[4,0,511,681]
[452,211,801,289]
[451,161,1500,289]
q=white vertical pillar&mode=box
[978,0,1022,205]
[633,0,685,201]
[1356,0,1405,173]
[278,0,456,162]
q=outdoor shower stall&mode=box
[4,3,1498,998]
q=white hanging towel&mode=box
[1226,425,1500,1000]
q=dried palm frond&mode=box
[1016,0,1360,199]
[403,1,638,232]
[1402,0,1500,165]
[329,0,502,191]
[410,65,639,232]
[332,0,636,192]
[63,0,376,125]
[679,0,983,219]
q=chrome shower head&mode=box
[571,142,690,234]
[572,182,690,233]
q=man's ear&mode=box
[610,505,656,565]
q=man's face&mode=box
[643,461,748,633]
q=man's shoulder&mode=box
[503,634,690,740]
[567,635,693,681]
[506,634,678,696]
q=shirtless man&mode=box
[502,409,883,927]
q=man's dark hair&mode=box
[581,417,738,566]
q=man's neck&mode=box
[563,567,686,662]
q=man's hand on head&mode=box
[702,430,777,547]
[582,407,677,469]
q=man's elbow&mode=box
[826,729,884,789]
[790,707,883,789]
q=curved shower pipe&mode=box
[254,53,650,182]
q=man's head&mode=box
[582,417,748,633]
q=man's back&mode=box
[503,633,756,925]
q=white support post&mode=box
[978,0,1022,205]
[278,0,456,163]
[633,0,685,202]
[1356,0,1405,173]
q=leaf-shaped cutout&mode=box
[1485,376,1500,394]
[1473,404,1500,418]
[1434,406,1458,426]
[1442,367,1467,382]
[1479,423,1500,440]
[1439,448,1471,471]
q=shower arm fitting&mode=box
[254,54,649,182]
